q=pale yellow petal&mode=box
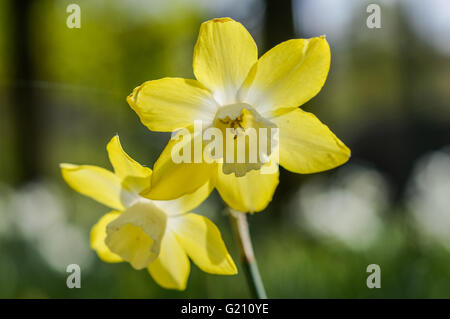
[193,18,258,105]
[60,163,125,211]
[105,201,167,270]
[147,231,190,290]
[143,127,217,200]
[239,37,331,116]
[106,135,152,193]
[153,178,215,215]
[273,108,350,173]
[90,212,123,263]
[216,162,279,213]
[127,78,218,132]
[170,213,237,275]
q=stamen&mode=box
[213,103,277,177]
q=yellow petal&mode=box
[171,213,237,275]
[153,178,215,215]
[193,17,258,105]
[127,78,218,132]
[239,37,331,117]
[216,162,279,213]
[106,135,152,193]
[105,201,167,270]
[272,108,350,173]
[144,127,217,200]
[148,231,190,290]
[90,212,123,263]
[60,163,125,211]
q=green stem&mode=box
[229,208,267,299]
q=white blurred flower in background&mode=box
[10,183,66,240]
[292,164,389,250]
[406,148,450,249]
[5,182,93,273]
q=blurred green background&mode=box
[1,0,450,298]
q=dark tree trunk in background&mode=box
[263,0,295,51]
[10,0,41,185]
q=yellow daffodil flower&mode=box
[127,17,350,213]
[60,136,237,290]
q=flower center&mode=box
[105,201,167,270]
[213,103,277,177]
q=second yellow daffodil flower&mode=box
[60,136,236,290]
